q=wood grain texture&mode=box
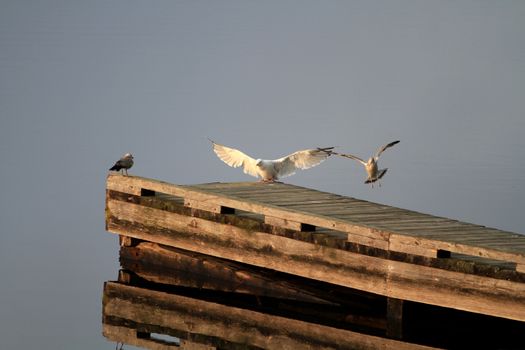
[103,282,439,350]
[106,174,525,266]
[106,198,525,321]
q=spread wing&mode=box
[275,147,333,178]
[374,140,400,160]
[334,152,367,166]
[210,140,259,178]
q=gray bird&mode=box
[109,153,134,176]
[210,140,334,182]
[333,141,400,187]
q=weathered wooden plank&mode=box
[264,215,315,232]
[106,199,525,321]
[325,205,410,213]
[107,174,392,250]
[183,198,235,214]
[246,197,346,207]
[109,189,352,250]
[282,202,390,211]
[210,187,317,198]
[107,174,525,265]
[443,236,525,245]
[420,234,520,245]
[103,282,438,350]
[120,242,333,304]
[107,199,390,294]
[333,208,417,216]
[383,223,483,232]
[193,183,524,254]
[341,215,444,224]
[410,233,525,252]
[111,194,524,280]
[482,242,525,250]
[388,233,525,265]
[103,324,211,350]
[191,182,262,190]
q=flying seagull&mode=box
[109,153,134,176]
[210,140,334,182]
[333,141,400,187]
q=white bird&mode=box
[333,141,400,187]
[210,140,334,182]
[109,153,134,176]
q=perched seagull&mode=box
[333,141,400,187]
[109,153,134,176]
[210,140,334,182]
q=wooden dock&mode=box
[103,247,434,350]
[104,173,525,349]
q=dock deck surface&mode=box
[187,181,525,265]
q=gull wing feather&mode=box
[275,147,333,178]
[210,140,259,178]
[336,152,367,166]
[374,140,400,160]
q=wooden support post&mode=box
[265,215,316,232]
[517,264,525,274]
[386,297,404,339]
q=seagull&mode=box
[109,153,134,176]
[210,140,334,182]
[333,141,400,187]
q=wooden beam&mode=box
[389,232,525,266]
[107,199,390,294]
[106,174,525,265]
[103,324,211,350]
[264,215,315,232]
[106,199,525,321]
[103,282,438,350]
[106,174,391,250]
[119,242,336,304]
[107,190,525,281]
[184,198,234,214]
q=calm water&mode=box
[1,2,524,349]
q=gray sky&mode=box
[1,1,524,349]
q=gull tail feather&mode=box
[364,168,388,183]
